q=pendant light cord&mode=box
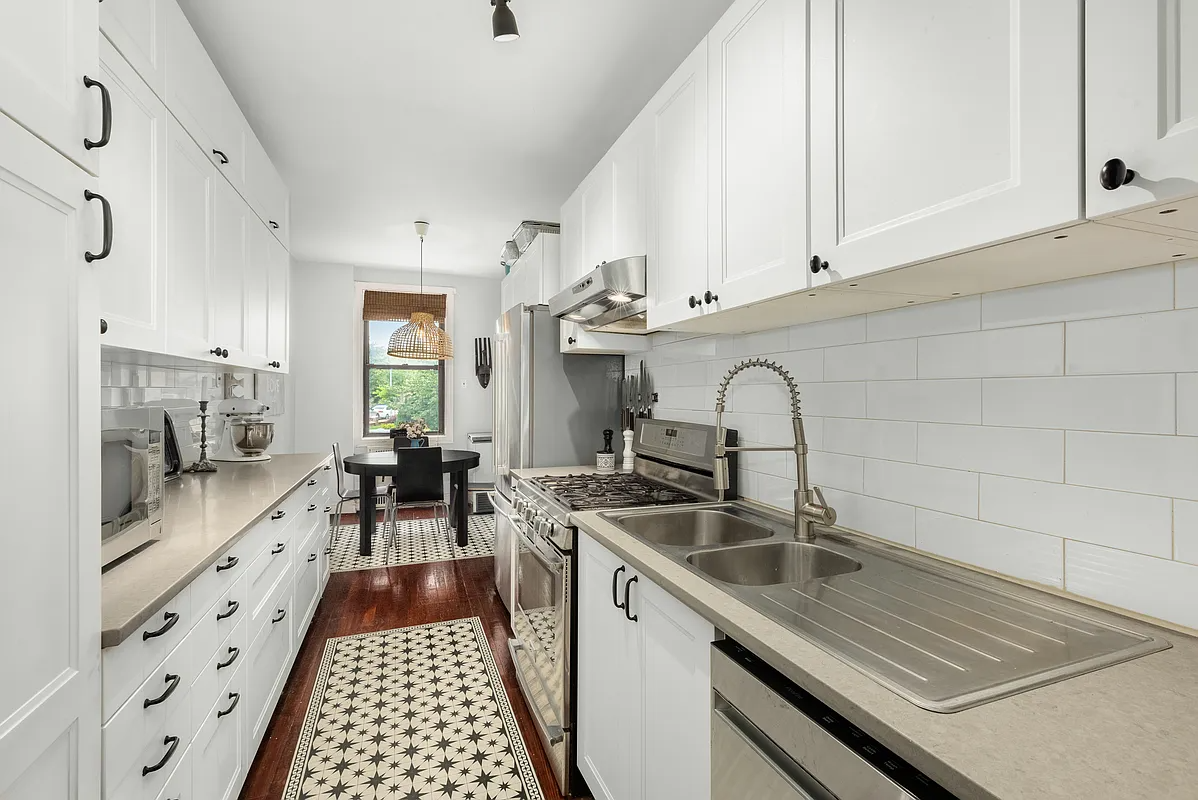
[419,235,424,295]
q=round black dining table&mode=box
[342,449,481,556]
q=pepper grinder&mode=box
[622,429,634,472]
[183,400,219,473]
[597,429,616,474]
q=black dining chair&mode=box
[329,442,390,554]
[384,446,450,560]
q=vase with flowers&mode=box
[393,418,430,448]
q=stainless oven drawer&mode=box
[713,700,831,800]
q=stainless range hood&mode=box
[548,256,648,334]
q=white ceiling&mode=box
[179,0,735,277]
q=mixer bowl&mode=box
[229,421,274,456]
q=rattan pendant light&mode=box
[387,221,454,360]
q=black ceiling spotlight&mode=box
[492,0,520,42]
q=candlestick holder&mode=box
[183,400,219,473]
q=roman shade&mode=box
[362,290,447,324]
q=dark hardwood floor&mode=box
[239,512,566,800]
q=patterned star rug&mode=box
[328,515,496,573]
[283,617,545,799]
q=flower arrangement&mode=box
[399,419,428,439]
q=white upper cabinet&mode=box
[212,177,249,364]
[560,188,585,286]
[611,115,650,261]
[245,222,270,364]
[581,163,615,274]
[95,38,168,355]
[266,235,289,370]
[1086,1,1198,234]
[245,129,289,248]
[706,0,809,311]
[808,0,1081,285]
[0,111,100,800]
[100,0,169,97]
[646,40,709,329]
[0,0,98,173]
[166,116,216,361]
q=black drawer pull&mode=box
[83,190,113,262]
[308,503,317,512]
[83,76,112,149]
[307,479,318,486]
[142,673,180,709]
[216,555,239,572]
[269,220,280,229]
[323,465,332,471]
[307,553,317,563]
[216,600,239,620]
[623,575,639,623]
[212,148,229,165]
[142,611,179,641]
[141,736,179,776]
[271,608,287,624]
[217,692,241,718]
[271,542,285,555]
[217,646,240,670]
[271,510,286,520]
[612,565,626,610]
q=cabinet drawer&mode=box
[153,743,191,800]
[192,617,247,727]
[294,538,322,640]
[245,580,294,755]
[213,574,248,645]
[246,516,298,638]
[106,687,192,800]
[103,586,192,720]
[189,537,252,622]
[192,662,247,800]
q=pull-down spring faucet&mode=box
[713,359,836,542]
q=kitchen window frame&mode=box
[361,323,447,438]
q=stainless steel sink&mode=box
[612,508,772,548]
[686,542,861,586]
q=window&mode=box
[361,289,448,438]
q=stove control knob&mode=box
[538,519,552,538]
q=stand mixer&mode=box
[213,398,275,463]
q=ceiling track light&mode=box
[492,0,520,42]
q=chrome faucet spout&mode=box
[713,358,835,542]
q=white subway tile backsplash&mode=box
[867,379,981,424]
[756,472,798,510]
[824,340,916,381]
[802,382,867,418]
[656,385,711,411]
[917,423,1063,481]
[808,451,864,493]
[824,418,917,462]
[1066,431,1198,501]
[1065,541,1198,629]
[866,296,979,342]
[864,459,979,517]
[1174,500,1198,565]
[821,488,916,546]
[789,315,866,351]
[1176,258,1198,309]
[718,329,791,358]
[1066,308,1198,374]
[728,382,791,415]
[981,264,1174,329]
[718,412,759,442]
[982,375,1176,434]
[1177,373,1198,436]
[916,325,1063,379]
[773,349,825,383]
[979,475,1173,557]
[916,509,1064,588]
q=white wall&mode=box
[639,259,1198,631]
[289,260,500,461]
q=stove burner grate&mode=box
[530,473,699,511]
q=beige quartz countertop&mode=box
[101,453,330,648]
[574,509,1198,800]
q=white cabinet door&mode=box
[808,0,1080,284]
[0,114,100,800]
[265,234,289,371]
[646,41,709,329]
[1086,1,1198,223]
[707,0,808,312]
[611,113,650,261]
[99,0,168,96]
[636,578,714,800]
[191,666,245,800]
[244,585,293,758]
[577,533,642,800]
[559,189,585,285]
[581,163,615,274]
[244,130,289,248]
[0,0,98,173]
[95,38,167,354]
[165,117,216,361]
[212,178,248,364]
[244,222,270,364]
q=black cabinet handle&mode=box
[100,318,108,334]
[307,553,317,563]
[271,542,285,555]
[271,510,286,521]
[217,646,240,670]
[623,575,638,622]
[83,76,111,149]
[567,337,576,345]
[142,673,180,709]
[216,555,239,572]
[323,465,332,471]
[210,347,228,358]
[269,220,279,229]
[308,504,317,512]
[612,565,626,610]
[216,600,239,621]
[810,255,830,274]
[268,360,281,368]
[141,736,179,776]
[217,692,241,718]
[271,608,287,624]
[704,290,719,305]
[688,295,700,308]
[83,190,113,262]
[1100,157,1136,191]
[307,479,318,486]
[142,611,179,641]
[212,148,229,165]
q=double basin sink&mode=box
[603,503,1170,712]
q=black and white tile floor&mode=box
[329,515,496,573]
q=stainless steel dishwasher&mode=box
[712,640,959,800]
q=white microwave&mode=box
[100,406,165,568]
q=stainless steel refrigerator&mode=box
[491,304,622,611]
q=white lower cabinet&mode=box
[577,532,714,800]
[245,579,295,758]
[191,663,246,800]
